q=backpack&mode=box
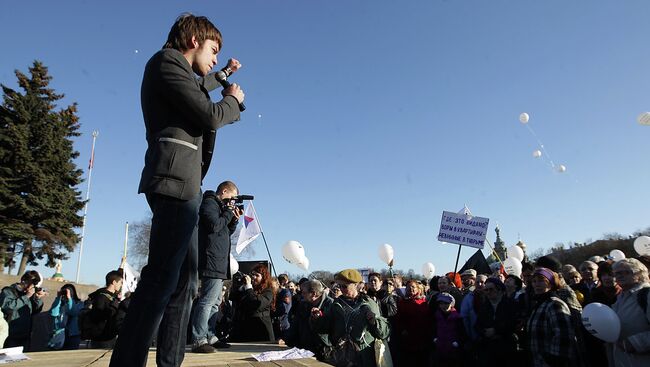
[78,292,114,340]
[322,301,368,367]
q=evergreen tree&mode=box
[0,61,84,274]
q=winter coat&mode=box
[198,190,238,279]
[86,288,120,341]
[526,292,575,367]
[475,296,519,360]
[609,283,650,367]
[313,294,390,367]
[286,295,333,359]
[0,284,43,340]
[395,296,432,352]
[50,296,84,337]
[433,308,464,356]
[230,287,275,342]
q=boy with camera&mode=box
[0,270,46,349]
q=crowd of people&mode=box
[0,253,648,367]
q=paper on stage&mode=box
[252,347,314,361]
[0,346,30,364]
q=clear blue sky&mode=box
[1,1,649,286]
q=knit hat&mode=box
[536,255,562,273]
[436,292,455,306]
[335,269,363,284]
[533,267,557,287]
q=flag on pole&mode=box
[234,202,262,254]
[88,149,95,169]
[120,261,140,298]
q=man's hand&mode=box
[310,307,323,318]
[233,206,243,220]
[226,58,242,74]
[35,289,48,299]
[223,84,245,104]
[244,274,252,286]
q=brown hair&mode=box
[252,264,276,311]
[163,13,223,51]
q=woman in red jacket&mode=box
[395,279,433,366]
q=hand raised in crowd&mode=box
[243,274,252,287]
[233,206,243,220]
[226,58,242,74]
[310,307,323,319]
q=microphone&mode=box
[216,70,246,112]
[233,195,254,201]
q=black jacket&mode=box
[198,190,238,279]
[137,48,241,200]
[87,288,120,341]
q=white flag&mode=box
[121,261,140,298]
[234,202,262,254]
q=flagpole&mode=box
[75,130,98,284]
[121,222,129,269]
[250,204,277,278]
[453,245,462,275]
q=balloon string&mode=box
[525,123,556,170]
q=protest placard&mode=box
[437,211,490,249]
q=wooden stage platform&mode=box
[19,343,329,366]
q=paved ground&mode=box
[18,343,328,366]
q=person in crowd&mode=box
[49,284,84,350]
[191,181,240,353]
[460,272,487,355]
[287,281,297,296]
[273,277,292,343]
[561,264,578,282]
[438,274,464,309]
[609,258,650,366]
[366,273,397,319]
[566,269,582,286]
[312,269,389,367]
[278,274,289,289]
[475,278,518,367]
[394,279,432,366]
[229,264,275,342]
[330,283,342,299]
[526,267,576,367]
[0,270,46,349]
[427,275,441,302]
[285,280,333,360]
[83,270,123,349]
[505,274,524,302]
[590,261,621,306]
[214,285,233,341]
[110,13,245,367]
[535,256,586,365]
[575,260,599,303]
[460,269,477,295]
[432,292,464,367]
[393,274,406,298]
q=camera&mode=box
[229,195,254,212]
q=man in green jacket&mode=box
[312,269,390,367]
[0,270,46,349]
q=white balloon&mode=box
[532,150,542,158]
[507,245,525,262]
[503,257,522,277]
[582,303,621,343]
[519,112,530,124]
[378,244,394,265]
[297,256,310,271]
[609,249,626,262]
[421,262,436,279]
[637,112,650,126]
[229,254,239,275]
[282,241,305,264]
[557,164,567,173]
[634,236,650,256]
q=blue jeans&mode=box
[109,192,201,367]
[191,277,223,344]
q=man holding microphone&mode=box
[110,14,244,367]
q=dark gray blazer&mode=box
[138,48,241,200]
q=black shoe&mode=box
[192,343,217,353]
[211,340,231,349]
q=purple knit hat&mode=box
[533,267,556,287]
[436,292,455,307]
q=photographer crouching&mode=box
[191,181,242,353]
[229,264,275,342]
